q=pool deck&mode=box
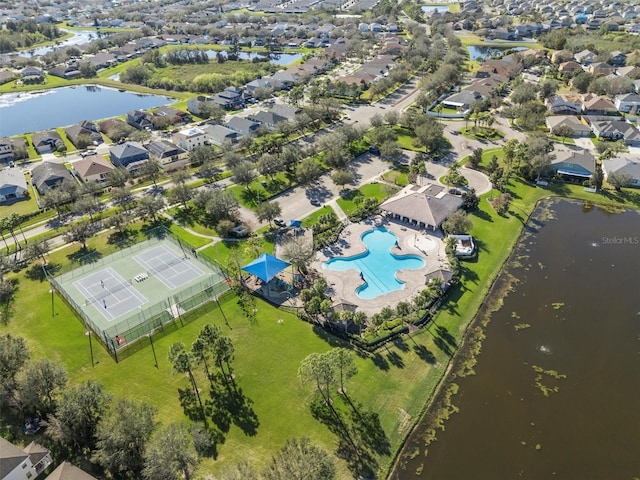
[312,216,450,315]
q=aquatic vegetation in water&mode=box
[532,365,566,397]
[551,302,565,310]
[514,323,531,331]
[511,311,520,319]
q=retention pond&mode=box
[391,198,640,479]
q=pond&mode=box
[204,50,303,66]
[391,199,640,478]
[420,5,448,14]
[467,45,527,60]
[0,85,173,137]
[19,29,97,58]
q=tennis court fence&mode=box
[50,227,232,362]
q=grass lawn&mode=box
[382,165,410,186]
[168,223,214,249]
[549,135,576,145]
[336,183,393,215]
[301,205,337,227]
[392,126,424,152]
[0,194,39,218]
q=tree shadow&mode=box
[470,208,493,223]
[370,352,390,371]
[26,262,60,281]
[386,350,405,369]
[413,344,437,364]
[310,396,378,479]
[433,336,453,356]
[392,336,409,352]
[177,387,207,424]
[436,325,457,348]
[66,247,101,264]
[207,377,259,437]
[343,394,391,456]
[106,229,137,247]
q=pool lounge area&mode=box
[313,217,452,315]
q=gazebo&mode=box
[241,253,291,283]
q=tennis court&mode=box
[52,231,229,356]
[73,267,147,321]
[134,245,204,290]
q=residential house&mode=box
[589,62,615,76]
[152,106,192,126]
[615,65,640,79]
[85,52,117,69]
[248,111,288,129]
[98,118,130,140]
[45,461,99,480]
[145,140,188,167]
[0,169,28,203]
[0,437,52,480]
[31,131,64,154]
[441,89,484,111]
[550,148,596,181]
[582,95,618,115]
[590,119,640,145]
[269,104,300,122]
[172,127,207,151]
[269,70,298,90]
[73,155,115,183]
[609,51,627,67]
[20,66,44,82]
[31,162,75,194]
[477,59,520,78]
[226,117,260,136]
[380,183,463,231]
[614,93,640,113]
[48,62,82,80]
[126,110,154,130]
[602,155,640,186]
[245,78,273,96]
[559,61,584,75]
[202,124,238,146]
[109,142,150,173]
[546,94,583,115]
[0,137,14,162]
[65,121,103,147]
[574,49,596,65]
[546,115,592,137]
[0,70,16,85]
[211,87,245,109]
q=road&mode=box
[12,72,495,247]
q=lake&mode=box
[420,5,448,14]
[204,50,303,66]
[391,199,640,478]
[19,29,97,58]
[0,85,172,137]
[467,45,527,60]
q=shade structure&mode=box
[289,219,302,227]
[241,253,291,283]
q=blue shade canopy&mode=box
[241,253,291,282]
[289,219,302,227]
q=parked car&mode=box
[274,217,286,228]
[369,146,380,155]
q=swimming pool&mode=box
[323,228,425,300]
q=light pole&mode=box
[49,286,54,318]
[148,332,158,368]
[85,329,94,368]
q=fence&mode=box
[50,226,231,362]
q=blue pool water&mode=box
[323,228,425,300]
